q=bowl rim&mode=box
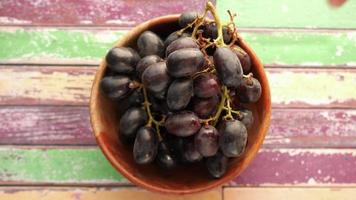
[90,14,271,195]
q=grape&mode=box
[238,77,262,103]
[167,48,205,78]
[119,107,147,141]
[106,47,140,74]
[178,11,198,28]
[100,76,132,100]
[166,78,193,111]
[193,96,219,119]
[137,31,164,57]
[136,55,162,79]
[166,37,199,56]
[231,45,251,74]
[156,141,177,169]
[133,126,158,164]
[239,108,254,129]
[165,134,186,162]
[149,95,170,115]
[119,89,144,108]
[213,47,243,88]
[165,111,201,137]
[183,139,203,162]
[206,151,228,178]
[218,119,247,157]
[193,73,221,98]
[164,31,190,48]
[195,125,219,157]
[203,24,231,44]
[142,62,171,99]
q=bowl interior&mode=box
[90,15,271,194]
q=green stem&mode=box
[205,2,225,47]
[223,86,234,120]
[142,87,163,141]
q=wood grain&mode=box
[224,187,356,200]
[0,0,213,26]
[0,66,354,107]
[1,147,356,186]
[0,187,221,200]
[0,107,355,148]
[1,28,356,67]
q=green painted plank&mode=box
[1,28,355,66]
[0,28,124,64]
[0,147,125,184]
[216,0,356,28]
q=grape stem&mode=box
[142,86,164,141]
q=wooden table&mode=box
[0,0,355,199]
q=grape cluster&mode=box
[100,2,262,179]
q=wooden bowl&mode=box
[90,15,271,195]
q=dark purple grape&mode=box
[133,126,158,164]
[231,45,251,74]
[120,88,144,107]
[156,141,177,169]
[119,107,147,140]
[239,109,254,129]
[213,47,243,88]
[178,11,198,28]
[206,151,228,178]
[202,24,231,44]
[166,37,199,56]
[193,96,219,119]
[149,95,170,115]
[100,75,132,100]
[167,48,205,78]
[164,31,190,48]
[166,78,193,111]
[165,111,201,137]
[193,73,221,98]
[136,55,162,79]
[219,119,247,157]
[165,134,186,162]
[238,77,262,103]
[106,47,140,74]
[142,61,171,98]
[137,31,164,57]
[183,139,203,162]
[195,125,219,157]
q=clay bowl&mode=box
[90,15,271,194]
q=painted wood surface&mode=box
[216,0,356,28]
[0,187,221,200]
[0,66,354,107]
[1,0,356,28]
[224,187,356,200]
[1,147,356,186]
[0,0,213,26]
[0,107,355,148]
[1,28,356,67]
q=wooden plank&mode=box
[217,0,356,28]
[0,106,93,145]
[1,107,355,148]
[232,149,356,186]
[1,147,356,186]
[224,187,356,200]
[0,187,221,200]
[0,146,127,184]
[1,0,355,28]
[0,66,355,108]
[1,28,356,67]
[0,0,213,26]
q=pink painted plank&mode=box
[233,149,356,186]
[0,0,213,26]
[0,106,92,145]
[0,107,355,148]
[265,108,356,148]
